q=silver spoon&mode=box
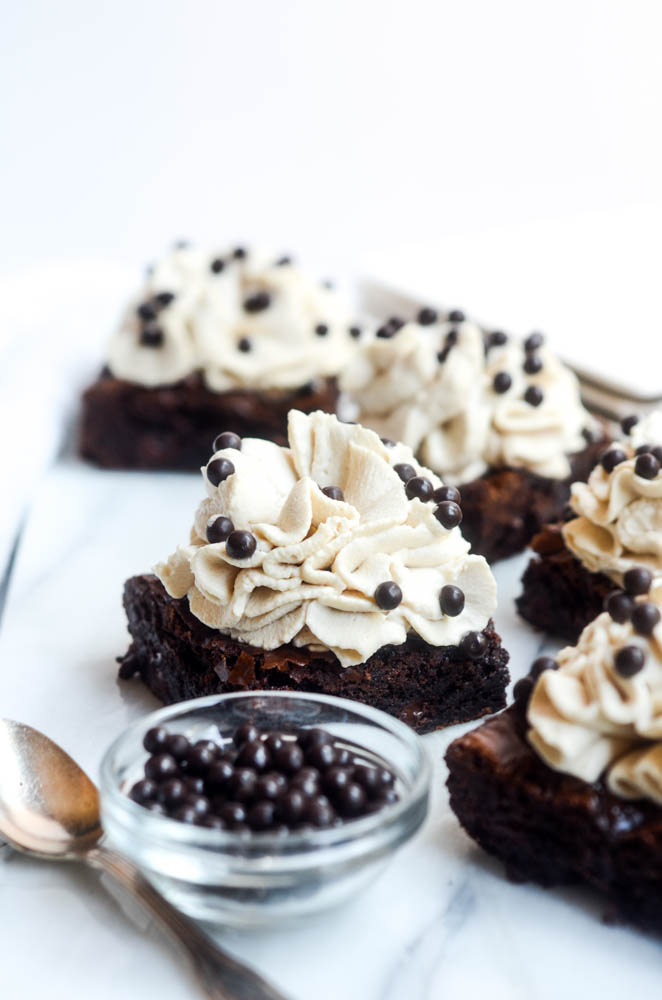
[0,718,289,1000]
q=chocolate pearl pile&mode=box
[129,724,399,832]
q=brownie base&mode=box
[118,574,510,735]
[80,369,339,470]
[446,706,662,934]
[516,523,613,643]
[458,436,608,563]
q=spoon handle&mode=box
[85,845,290,1000]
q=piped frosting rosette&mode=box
[563,411,662,583]
[156,410,497,668]
[340,316,592,484]
[108,244,358,391]
[527,574,662,805]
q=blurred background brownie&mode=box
[80,243,359,470]
[118,410,509,731]
[518,411,662,641]
[341,316,607,561]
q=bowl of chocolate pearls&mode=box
[100,691,430,926]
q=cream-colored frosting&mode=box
[155,410,497,668]
[563,411,662,584]
[108,246,357,391]
[340,321,591,484]
[527,581,662,806]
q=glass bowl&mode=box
[99,691,430,928]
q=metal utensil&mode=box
[0,718,289,1000]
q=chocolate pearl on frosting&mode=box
[376,324,395,339]
[523,353,543,375]
[524,331,544,352]
[600,447,627,473]
[493,371,512,394]
[417,307,438,326]
[394,463,416,483]
[374,581,403,610]
[433,484,461,505]
[388,316,405,332]
[225,530,257,560]
[154,291,175,307]
[380,437,396,448]
[489,330,508,348]
[315,323,329,337]
[434,501,462,529]
[137,302,157,322]
[405,476,433,501]
[605,590,634,624]
[460,631,487,659]
[614,645,646,678]
[233,247,247,259]
[528,656,558,679]
[206,457,235,486]
[623,567,653,596]
[139,325,164,347]
[275,255,292,266]
[448,309,465,322]
[621,414,640,435]
[524,385,544,407]
[322,486,344,501]
[635,444,652,456]
[445,328,459,347]
[213,431,242,452]
[210,257,225,273]
[244,291,271,313]
[238,337,252,353]
[631,602,661,636]
[348,325,362,339]
[439,585,465,617]
[206,515,234,543]
[635,453,660,479]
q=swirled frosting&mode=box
[527,581,662,805]
[155,410,497,667]
[340,319,592,484]
[563,412,662,583]
[107,245,358,391]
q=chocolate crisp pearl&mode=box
[434,501,462,529]
[635,453,661,479]
[635,444,652,456]
[139,326,164,348]
[524,386,544,407]
[489,330,508,348]
[207,457,235,486]
[605,590,634,624]
[225,530,257,560]
[601,448,627,473]
[210,257,225,273]
[623,567,653,596]
[348,326,362,339]
[243,291,270,313]
[238,337,252,353]
[439,584,465,617]
[614,645,646,677]
[417,307,438,326]
[621,414,640,435]
[376,324,395,339]
[315,323,329,337]
[529,656,558,679]
[143,726,169,753]
[154,291,175,307]
[233,247,247,259]
[493,371,512,394]
[524,331,544,352]
[322,486,344,501]
[460,631,487,659]
[433,485,461,505]
[206,515,234,543]
[631,602,661,636]
[213,431,242,452]
[274,742,305,774]
[405,476,433,501]
[234,724,260,746]
[236,740,270,771]
[523,354,543,375]
[167,733,190,760]
[381,438,396,448]
[448,309,465,322]
[137,302,157,322]
[374,581,403,610]
[144,753,178,781]
[394,463,416,483]
[130,779,157,804]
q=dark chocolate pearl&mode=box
[137,302,157,321]
[238,337,252,352]
[275,255,292,266]
[631,602,661,636]
[489,330,508,348]
[376,324,395,339]
[194,738,220,755]
[236,740,270,771]
[635,453,660,479]
[335,782,366,817]
[227,768,258,801]
[417,307,438,326]
[439,584,465,617]
[130,778,158,804]
[635,444,652,456]
[207,457,235,486]
[225,530,257,560]
[173,805,199,824]
[210,257,225,273]
[448,309,465,322]
[323,766,352,794]
[167,733,190,761]
[524,385,544,407]
[621,414,639,435]
[144,726,169,753]
[186,777,205,796]
[277,788,306,823]
[614,645,646,678]
[154,291,175,307]
[377,787,398,806]
[394,463,416,483]
[201,815,226,830]
[433,485,461,504]
[374,581,403,610]
[524,331,544,352]
[220,801,247,826]
[352,765,381,797]
[493,371,512,394]
[460,631,487,659]
[187,746,215,775]
[206,759,234,789]
[529,656,557,679]
[380,437,396,448]
[513,676,534,711]
[305,795,335,827]
[158,779,188,807]
[315,323,329,337]
[335,748,351,767]
[605,590,634,624]
[601,448,627,473]
[206,515,234,543]
[322,486,344,501]
[623,567,653,596]
[445,328,459,347]
[139,325,164,348]
[144,753,178,781]
[213,431,242,452]
[248,800,276,831]
[305,743,336,771]
[297,728,333,751]
[523,353,543,375]
[274,742,304,774]
[256,772,287,800]
[264,733,285,755]
[187,795,210,818]
[434,501,463,529]
[348,325,362,339]
[405,476,433,501]
[233,247,247,259]
[234,724,260,746]
[243,291,271,313]
[291,767,320,797]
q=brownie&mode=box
[118,574,510,735]
[446,706,662,934]
[80,369,339,470]
[458,435,608,563]
[516,523,613,643]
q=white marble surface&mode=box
[1,457,661,1000]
